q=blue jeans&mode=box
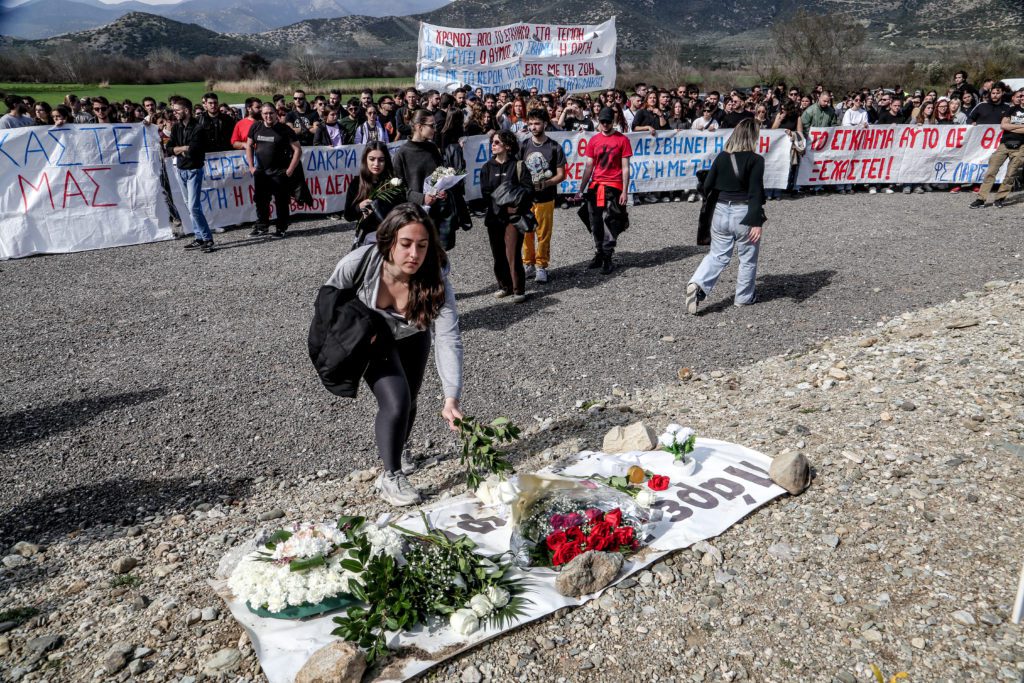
[689,201,760,305]
[177,167,212,242]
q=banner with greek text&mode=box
[214,440,786,683]
[463,129,794,201]
[416,19,616,94]
[168,142,405,235]
[0,123,171,260]
[796,124,1009,185]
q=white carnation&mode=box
[635,488,656,507]
[665,423,684,434]
[657,432,675,447]
[495,480,520,505]
[363,524,404,559]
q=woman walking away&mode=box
[344,141,401,248]
[480,130,534,303]
[685,118,765,314]
[325,203,464,506]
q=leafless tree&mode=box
[770,10,867,91]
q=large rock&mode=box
[203,648,242,675]
[110,557,138,574]
[555,551,623,597]
[769,452,810,495]
[295,641,366,683]
[602,421,657,453]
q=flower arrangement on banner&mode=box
[659,424,696,463]
[511,483,649,569]
[227,522,390,616]
[590,465,671,507]
[331,513,530,665]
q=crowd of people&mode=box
[2,70,1021,506]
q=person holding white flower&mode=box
[325,203,464,506]
[344,142,401,248]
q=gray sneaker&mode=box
[375,471,421,506]
[400,447,417,475]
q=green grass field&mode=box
[0,77,414,106]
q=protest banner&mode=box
[797,124,1008,185]
[0,123,171,260]
[214,439,786,682]
[169,142,406,235]
[416,19,617,94]
[463,129,794,201]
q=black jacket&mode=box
[197,111,235,152]
[307,250,378,398]
[165,118,207,170]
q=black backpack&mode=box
[307,249,378,398]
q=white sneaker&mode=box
[524,265,536,279]
[494,289,511,299]
[687,193,698,203]
[510,293,528,304]
[685,282,701,315]
[884,187,895,194]
[868,187,877,194]
[375,472,421,506]
[535,267,548,283]
[211,227,225,234]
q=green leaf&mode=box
[263,529,292,548]
[289,555,326,572]
[340,559,363,573]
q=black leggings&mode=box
[364,330,431,473]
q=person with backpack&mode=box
[480,130,534,304]
[322,204,464,506]
[520,108,566,284]
[685,118,766,314]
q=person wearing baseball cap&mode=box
[573,107,632,274]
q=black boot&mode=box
[587,253,604,269]
[601,254,615,274]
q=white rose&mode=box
[468,593,494,617]
[390,177,402,187]
[675,427,695,443]
[495,480,520,505]
[665,423,683,434]
[635,488,656,507]
[657,432,675,447]
[485,585,510,609]
[450,608,479,636]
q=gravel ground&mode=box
[0,193,1022,681]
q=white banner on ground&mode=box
[214,439,786,683]
[463,129,794,201]
[168,142,406,235]
[796,124,1009,185]
[0,123,171,259]
[416,19,617,94]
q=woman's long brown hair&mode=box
[375,203,448,329]
[353,141,394,205]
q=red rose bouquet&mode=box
[510,479,649,569]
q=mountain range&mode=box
[3,0,1022,60]
[0,0,452,37]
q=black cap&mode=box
[597,107,615,123]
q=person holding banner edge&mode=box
[166,97,215,253]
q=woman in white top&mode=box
[838,94,869,194]
[692,103,719,132]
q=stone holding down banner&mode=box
[416,19,617,94]
[0,123,171,260]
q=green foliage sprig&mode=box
[455,416,520,490]
[331,513,529,665]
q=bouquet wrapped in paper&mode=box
[423,166,467,207]
[509,475,651,568]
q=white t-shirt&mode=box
[842,108,868,126]
[692,116,719,132]
[0,113,34,129]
